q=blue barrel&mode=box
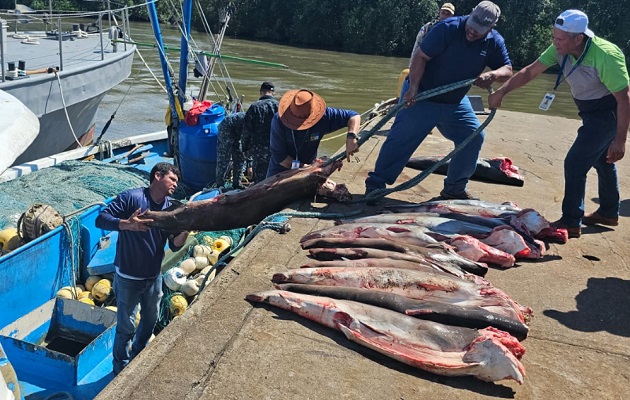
[178,104,225,191]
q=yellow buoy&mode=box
[91,279,112,302]
[75,284,86,292]
[105,305,117,312]
[85,275,102,291]
[78,291,92,300]
[79,297,95,306]
[0,227,20,251]
[397,68,410,97]
[169,295,188,317]
[211,236,232,253]
[56,287,75,299]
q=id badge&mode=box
[539,93,555,111]
[291,160,300,170]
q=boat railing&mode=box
[0,4,136,82]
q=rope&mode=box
[319,78,496,204]
[54,71,82,147]
[61,217,80,299]
[95,48,162,144]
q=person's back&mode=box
[215,111,246,188]
[242,81,279,183]
[410,2,455,60]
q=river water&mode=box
[98,21,578,156]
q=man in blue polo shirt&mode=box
[95,162,189,375]
[365,1,512,202]
[266,89,360,177]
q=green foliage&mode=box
[7,0,629,67]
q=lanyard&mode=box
[554,38,592,91]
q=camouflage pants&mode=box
[248,141,271,184]
[215,128,245,188]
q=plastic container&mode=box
[178,103,226,191]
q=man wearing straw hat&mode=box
[266,89,361,177]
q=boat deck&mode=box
[0,29,131,82]
[97,110,630,399]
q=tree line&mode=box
[4,0,629,68]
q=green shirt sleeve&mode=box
[538,44,558,67]
[596,44,630,93]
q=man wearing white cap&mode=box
[489,10,630,238]
[366,1,512,203]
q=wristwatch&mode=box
[346,132,358,140]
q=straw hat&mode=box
[278,89,326,130]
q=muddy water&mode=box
[99,21,576,156]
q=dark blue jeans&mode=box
[366,95,485,195]
[112,273,163,375]
[560,109,619,227]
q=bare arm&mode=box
[488,60,549,108]
[344,115,361,161]
[403,49,431,106]
[172,231,189,248]
[474,65,513,89]
[607,87,630,163]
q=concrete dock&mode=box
[97,109,630,400]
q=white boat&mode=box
[0,3,135,166]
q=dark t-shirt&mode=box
[95,188,179,279]
[418,16,512,103]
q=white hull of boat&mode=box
[3,47,135,165]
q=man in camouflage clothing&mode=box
[242,81,279,183]
[215,111,246,189]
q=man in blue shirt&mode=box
[365,1,513,202]
[95,162,188,375]
[266,89,360,177]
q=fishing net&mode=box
[154,227,246,332]
[0,160,185,230]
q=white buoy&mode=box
[164,267,187,291]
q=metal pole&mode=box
[99,12,104,60]
[58,17,63,71]
[0,20,5,83]
[107,0,111,29]
[146,1,179,125]
[123,7,128,51]
[178,0,193,104]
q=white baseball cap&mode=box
[554,10,594,37]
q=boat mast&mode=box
[198,3,234,102]
[178,0,192,105]
[146,1,180,127]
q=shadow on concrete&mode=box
[543,277,630,338]
[255,304,517,398]
[589,196,630,217]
